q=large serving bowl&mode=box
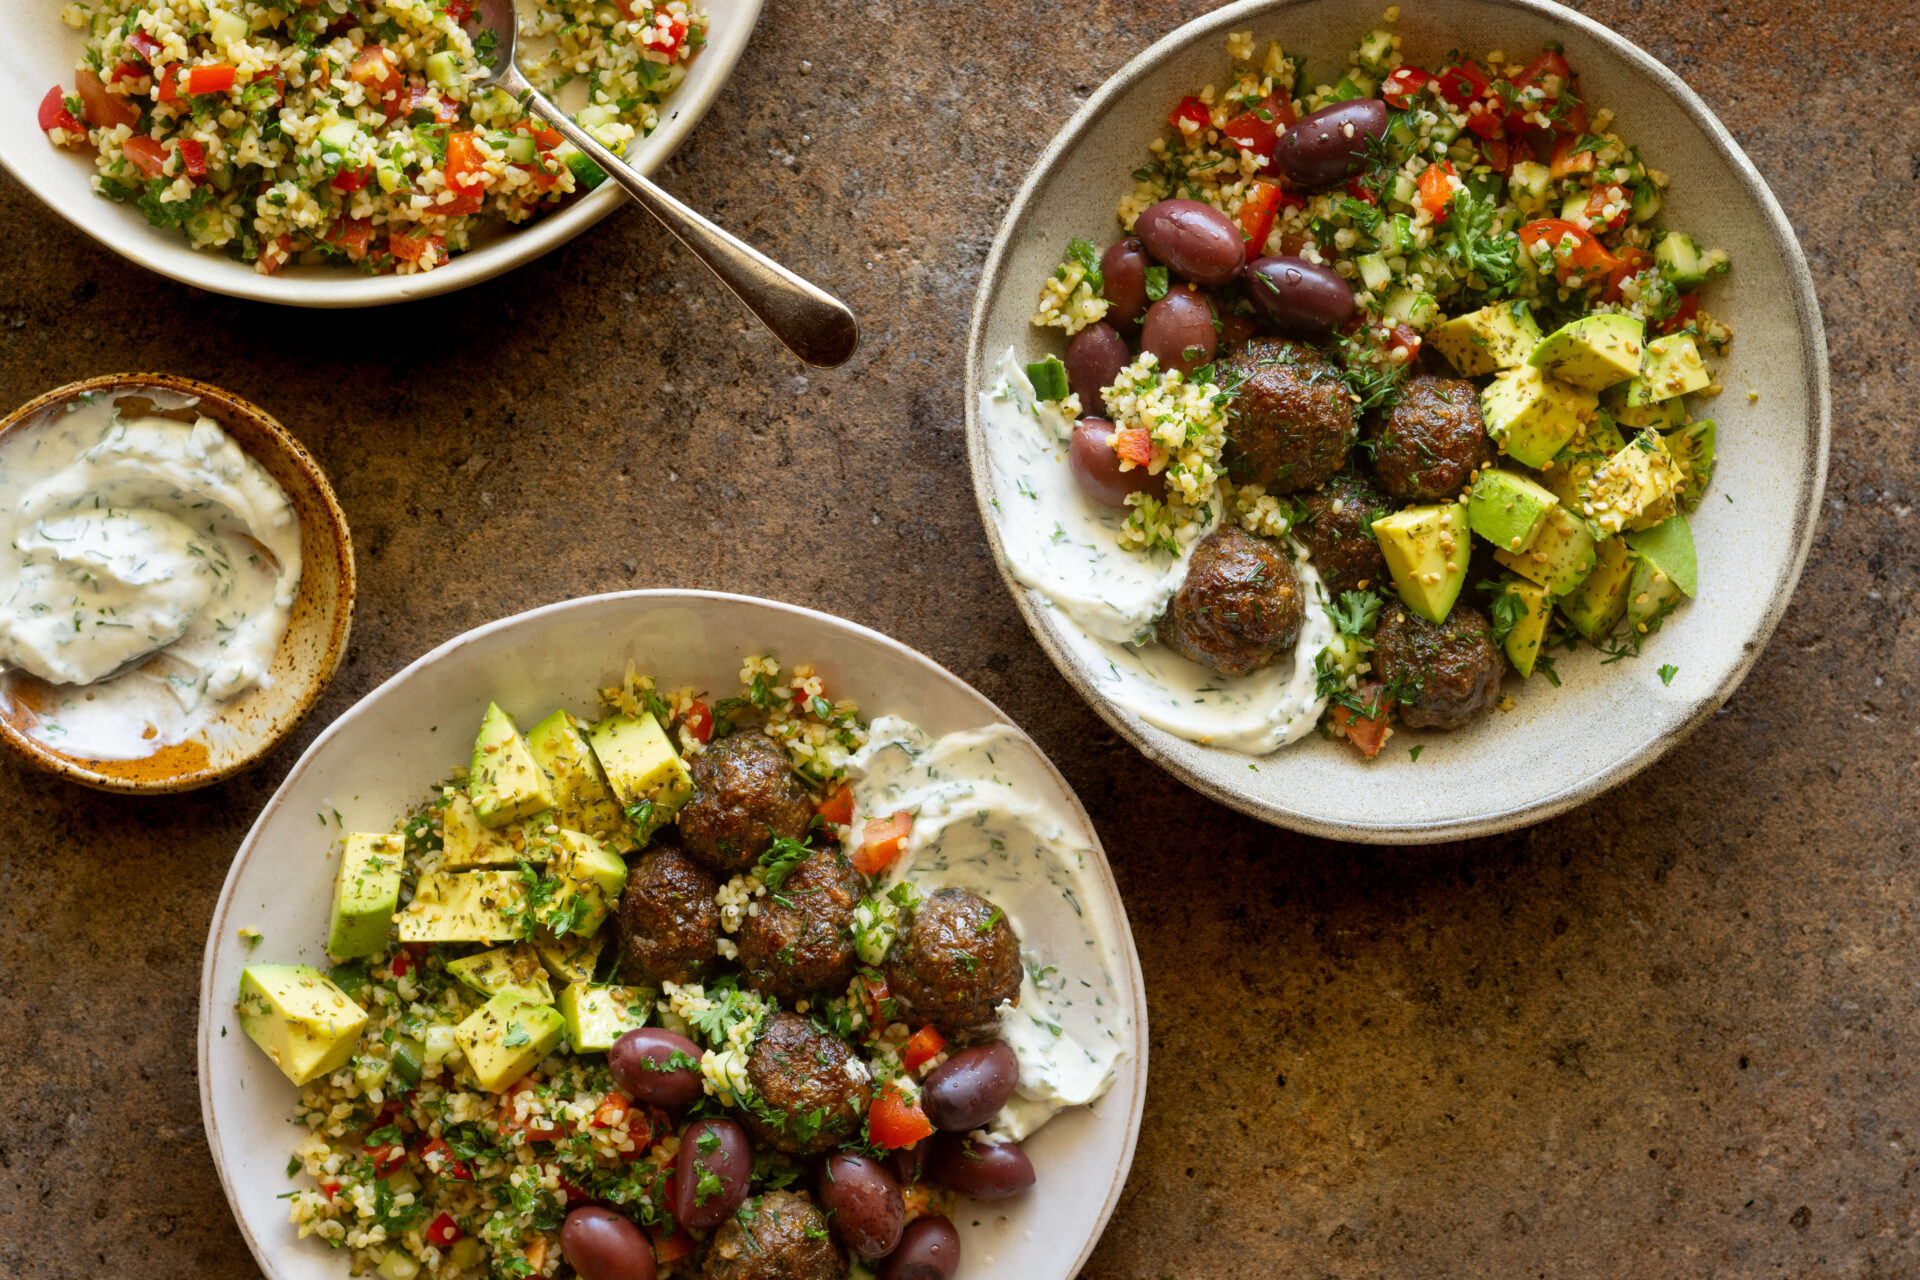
[965,0,1829,843]
[0,0,760,307]
[197,590,1148,1280]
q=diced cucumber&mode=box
[377,1251,421,1280]
[1428,116,1460,145]
[1384,287,1438,328]
[1355,29,1395,71]
[489,131,536,163]
[375,160,405,193]
[318,119,359,155]
[209,9,249,48]
[390,1035,425,1087]
[1356,252,1393,292]
[1386,114,1417,153]
[425,51,462,90]
[1560,191,1589,223]
[1388,172,1418,209]
[1630,182,1661,224]
[563,149,607,190]
[1509,160,1551,214]
[1382,212,1414,252]
[576,104,614,130]
[1655,232,1708,287]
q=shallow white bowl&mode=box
[196,590,1147,1280]
[0,0,760,307]
[965,0,1829,843]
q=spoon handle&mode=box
[517,91,859,368]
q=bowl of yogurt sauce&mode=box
[0,375,355,792]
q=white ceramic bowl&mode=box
[965,0,1829,843]
[0,0,760,307]
[197,590,1147,1280]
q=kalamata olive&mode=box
[887,1134,934,1186]
[1133,198,1244,286]
[1243,255,1357,335]
[673,1118,752,1229]
[818,1153,906,1259]
[922,1040,1020,1132]
[560,1207,657,1280]
[1100,238,1152,326]
[1064,323,1131,417]
[927,1132,1036,1200]
[609,1027,705,1106]
[1069,417,1165,509]
[1140,290,1217,377]
[1274,98,1389,188]
[879,1215,962,1280]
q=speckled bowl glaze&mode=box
[0,374,355,792]
[966,0,1829,843]
[197,590,1147,1280]
[0,0,760,308]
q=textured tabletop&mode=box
[1,1,1914,1276]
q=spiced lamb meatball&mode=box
[1370,600,1507,730]
[703,1190,845,1280]
[1220,337,1357,492]
[886,888,1023,1045]
[739,1012,873,1157]
[1365,374,1492,502]
[1294,468,1394,595]
[677,732,814,875]
[737,849,864,1002]
[615,842,720,985]
[1159,525,1306,678]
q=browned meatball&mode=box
[1371,600,1507,730]
[616,843,720,985]
[678,733,814,875]
[1159,526,1306,678]
[740,1012,872,1156]
[1221,338,1357,492]
[887,888,1022,1045]
[703,1190,845,1280]
[1366,374,1491,501]
[737,850,863,1002]
[1294,469,1394,595]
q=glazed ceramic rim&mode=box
[0,0,762,309]
[0,373,356,793]
[963,0,1831,844]
[195,588,1149,1280]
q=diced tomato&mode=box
[1517,218,1618,286]
[591,1093,633,1130]
[681,701,714,744]
[524,1239,549,1273]
[558,1176,593,1207]
[1387,323,1422,363]
[125,30,164,66]
[348,45,402,104]
[176,138,207,180]
[74,68,140,130]
[1219,92,1291,168]
[515,119,564,149]
[1511,49,1587,136]
[1582,182,1631,233]
[425,1213,462,1247]
[498,1079,560,1141]
[1381,66,1429,109]
[1236,178,1284,261]
[853,810,913,876]
[365,1137,409,1176]
[388,948,414,978]
[155,66,184,107]
[388,231,446,266]
[1548,134,1596,179]
[38,86,86,143]
[1433,60,1489,107]
[417,1136,474,1181]
[390,82,460,123]
[331,164,371,193]
[1331,684,1394,758]
[1344,173,1377,205]
[854,973,890,1023]
[640,15,688,57]
[1167,94,1212,134]
[107,62,145,86]
[444,0,475,20]
[319,1180,342,1198]
[444,131,486,196]
[868,1086,935,1149]
[1480,133,1511,172]
[1416,161,1456,221]
[650,1222,696,1264]
[901,1026,946,1072]
[1113,427,1152,466]
[1657,291,1699,335]
[816,782,855,827]
[122,135,168,180]
[1602,246,1653,303]
[1217,306,1261,347]
[181,64,237,95]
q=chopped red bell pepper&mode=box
[122,135,168,180]
[868,1086,935,1149]
[426,1213,462,1247]
[1344,173,1377,204]
[853,810,913,875]
[1380,66,1428,109]
[74,68,140,129]
[1113,426,1153,466]
[181,64,237,95]
[901,1026,946,1072]
[1236,178,1285,259]
[1167,95,1212,134]
[1433,60,1489,107]
[1219,93,1292,168]
[365,1137,409,1176]
[417,1136,474,1181]
[816,782,855,827]
[1416,161,1456,221]
[176,137,207,180]
[331,165,371,192]
[38,86,85,142]
[125,30,164,67]
[444,0,475,20]
[681,701,714,744]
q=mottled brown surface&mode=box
[0,2,1913,1277]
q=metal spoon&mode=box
[472,0,859,367]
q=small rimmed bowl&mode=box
[965,0,1830,843]
[0,374,355,792]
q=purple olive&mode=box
[1243,255,1357,335]
[609,1028,705,1106]
[1140,290,1217,377]
[1064,323,1131,417]
[560,1207,656,1280]
[1132,198,1244,286]
[818,1153,906,1259]
[1274,98,1389,188]
[1069,418,1164,509]
[922,1041,1020,1132]
[673,1118,752,1229]
[1100,238,1152,326]
[927,1133,1036,1200]
[879,1215,962,1280]
[888,1135,934,1186]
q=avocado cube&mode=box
[469,704,556,829]
[1527,313,1646,392]
[447,943,554,1006]
[535,927,608,986]
[1663,420,1715,509]
[440,790,545,869]
[527,710,636,853]
[1481,365,1597,469]
[1586,431,1680,534]
[1560,537,1637,642]
[1494,504,1599,596]
[1371,503,1470,624]
[397,870,529,943]
[327,833,405,959]
[1655,232,1709,287]
[236,965,369,1086]
[1468,469,1559,553]
[454,993,565,1093]
[1600,382,1687,432]
[1625,514,1697,597]
[1496,578,1554,678]
[1429,301,1543,376]
[1628,333,1711,405]
[559,983,653,1053]
[535,829,628,937]
[1626,555,1686,636]
[587,713,693,837]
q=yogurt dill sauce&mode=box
[843,715,1129,1144]
[980,349,1337,754]
[0,393,302,759]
